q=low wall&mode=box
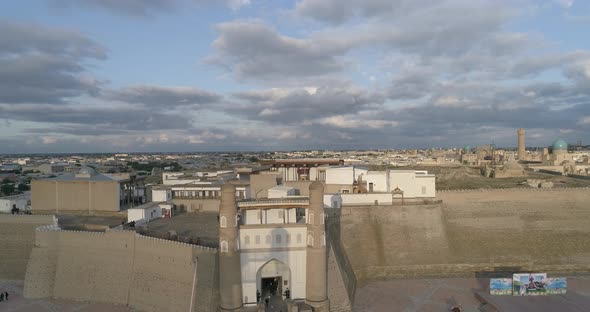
[24,227,219,312]
[337,188,590,287]
[0,215,56,280]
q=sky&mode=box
[1,0,590,153]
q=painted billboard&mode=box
[513,273,547,296]
[545,277,567,295]
[490,278,513,295]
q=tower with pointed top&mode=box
[305,181,329,311]
[218,183,243,311]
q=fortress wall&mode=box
[339,188,590,285]
[23,226,220,312]
[0,215,56,280]
[53,230,135,304]
[327,243,353,312]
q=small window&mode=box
[255,235,260,244]
[276,234,282,244]
[244,235,250,245]
[220,240,228,253]
[307,234,314,247]
[220,216,227,228]
[308,212,314,225]
[265,235,271,244]
[297,233,302,244]
[320,213,325,224]
[341,189,350,194]
[321,233,326,246]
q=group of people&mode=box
[0,291,9,302]
[256,287,291,307]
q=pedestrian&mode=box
[0,292,4,302]
[3,292,7,301]
[264,296,269,307]
[256,290,261,303]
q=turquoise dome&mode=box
[551,139,568,151]
[463,145,471,152]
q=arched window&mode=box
[297,233,302,244]
[369,182,374,192]
[321,232,326,246]
[308,212,314,225]
[220,240,228,253]
[320,213,325,224]
[276,234,282,244]
[265,235,271,244]
[220,216,227,228]
[307,233,314,247]
[255,235,260,244]
[244,235,250,245]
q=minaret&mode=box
[305,181,329,311]
[518,128,525,160]
[219,183,243,311]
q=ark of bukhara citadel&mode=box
[2,135,590,311]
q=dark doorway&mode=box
[261,276,282,297]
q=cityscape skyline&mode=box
[1,0,590,153]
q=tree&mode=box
[1,184,15,195]
[18,184,30,192]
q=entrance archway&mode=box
[256,258,292,299]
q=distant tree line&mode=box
[128,161,182,172]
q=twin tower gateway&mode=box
[218,181,329,311]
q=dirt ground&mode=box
[136,211,219,247]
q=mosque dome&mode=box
[551,139,568,151]
[463,145,471,152]
[77,166,96,177]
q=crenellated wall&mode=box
[23,226,219,312]
[0,215,57,280]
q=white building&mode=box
[267,185,297,199]
[0,192,30,213]
[237,198,310,306]
[127,202,172,224]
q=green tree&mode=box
[18,184,30,192]
[1,184,15,195]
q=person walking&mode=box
[256,290,261,303]
[0,292,4,302]
[4,292,8,301]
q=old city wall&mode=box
[23,227,219,312]
[333,187,590,287]
[0,215,57,280]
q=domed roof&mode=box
[551,139,568,151]
[78,166,96,175]
[75,166,97,178]
[463,145,471,152]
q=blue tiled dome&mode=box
[551,139,568,151]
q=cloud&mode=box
[52,0,250,16]
[294,0,426,24]
[106,85,222,108]
[229,85,384,123]
[0,20,105,104]
[208,20,348,81]
[555,0,575,8]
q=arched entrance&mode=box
[256,258,291,299]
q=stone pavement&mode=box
[0,280,138,312]
[353,276,590,312]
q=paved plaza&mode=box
[0,281,137,312]
[353,276,590,312]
